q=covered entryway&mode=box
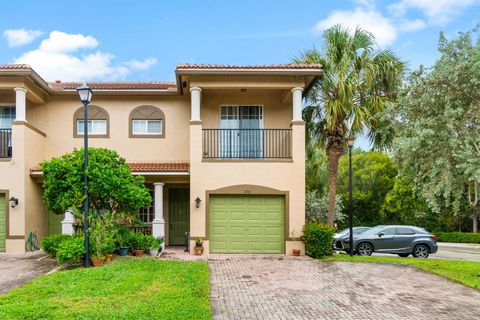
[209,195,285,253]
[0,194,5,252]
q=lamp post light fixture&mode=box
[9,196,18,208]
[347,136,355,256]
[76,82,93,268]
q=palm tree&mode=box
[295,25,405,226]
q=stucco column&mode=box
[190,86,202,121]
[14,87,27,122]
[61,210,75,235]
[152,182,165,248]
[291,87,303,121]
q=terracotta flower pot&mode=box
[105,253,113,262]
[194,246,204,256]
[134,249,144,257]
[292,249,301,256]
[91,257,105,267]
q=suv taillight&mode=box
[431,235,438,241]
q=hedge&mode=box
[302,222,335,258]
[42,234,72,257]
[435,232,480,244]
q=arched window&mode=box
[73,105,109,138]
[129,105,165,138]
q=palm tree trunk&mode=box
[473,206,478,233]
[326,144,342,226]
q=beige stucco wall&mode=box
[34,95,190,162]
[188,85,306,255]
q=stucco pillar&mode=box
[61,210,75,235]
[190,86,202,121]
[14,87,27,122]
[152,182,165,248]
[291,87,303,121]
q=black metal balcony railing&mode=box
[202,129,292,159]
[0,128,12,158]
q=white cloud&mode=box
[12,31,155,81]
[398,19,427,32]
[125,57,157,70]
[389,0,479,24]
[3,28,43,47]
[313,8,398,47]
[39,31,98,53]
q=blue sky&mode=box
[1,0,479,82]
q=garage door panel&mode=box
[209,195,284,253]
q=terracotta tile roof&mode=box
[0,63,32,70]
[30,162,189,173]
[176,63,323,70]
[48,81,177,91]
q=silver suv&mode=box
[340,225,438,258]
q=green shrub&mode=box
[435,232,480,244]
[129,233,151,251]
[302,222,335,258]
[115,225,132,248]
[56,236,88,266]
[42,234,72,257]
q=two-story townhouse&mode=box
[0,63,322,254]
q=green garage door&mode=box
[209,195,285,253]
[0,194,6,252]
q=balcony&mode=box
[202,128,292,159]
[0,128,12,158]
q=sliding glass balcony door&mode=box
[220,105,263,159]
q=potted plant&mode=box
[130,233,148,257]
[194,237,204,255]
[290,230,302,256]
[148,236,163,256]
[103,238,116,262]
[116,227,131,256]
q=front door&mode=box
[168,188,190,245]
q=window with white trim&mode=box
[76,119,107,135]
[132,119,162,135]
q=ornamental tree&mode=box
[42,147,151,221]
[389,28,480,232]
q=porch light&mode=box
[76,82,93,105]
[9,196,18,208]
[195,197,201,208]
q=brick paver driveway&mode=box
[0,252,57,295]
[208,255,480,320]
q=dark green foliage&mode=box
[302,222,335,258]
[41,234,71,257]
[337,151,397,227]
[435,232,480,244]
[129,233,152,251]
[56,236,89,266]
[42,147,151,216]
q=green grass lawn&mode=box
[0,258,211,320]
[322,254,480,290]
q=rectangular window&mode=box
[139,190,154,223]
[76,120,107,135]
[0,106,15,129]
[132,119,162,134]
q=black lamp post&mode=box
[347,136,355,256]
[76,82,93,268]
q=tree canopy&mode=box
[388,28,480,232]
[42,148,151,218]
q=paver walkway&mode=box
[160,248,480,320]
[0,252,58,295]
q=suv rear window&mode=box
[396,227,415,235]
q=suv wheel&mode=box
[412,244,430,258]
[357,242,373,256]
